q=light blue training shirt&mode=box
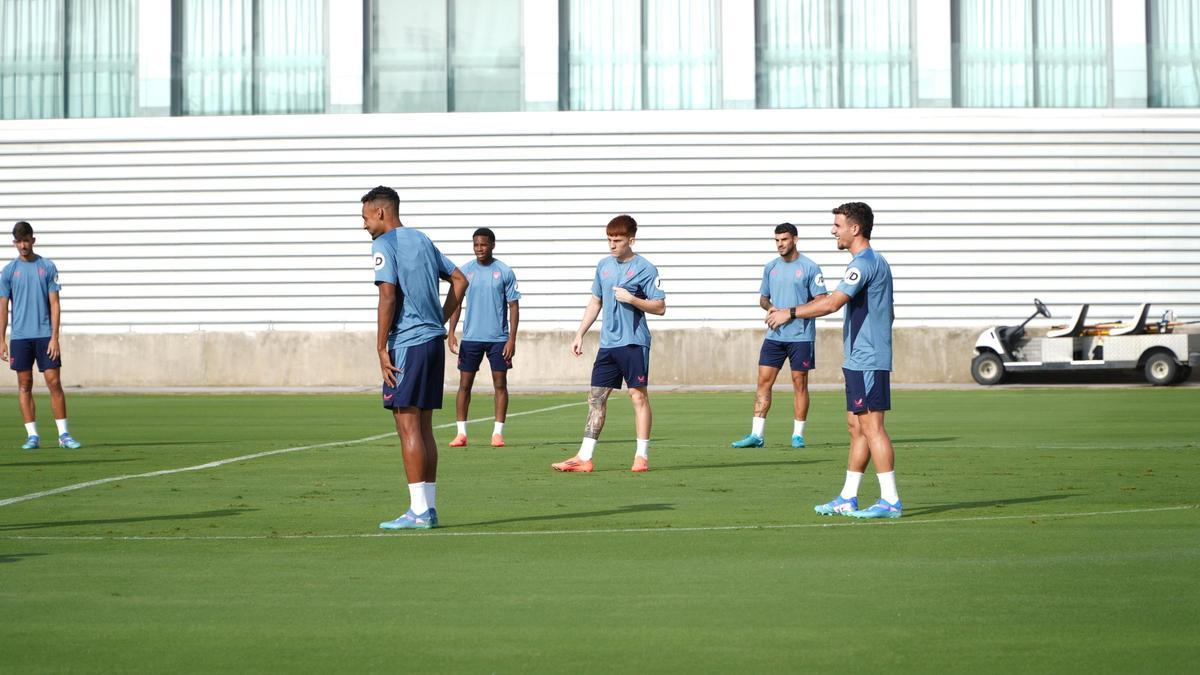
[760,254,827,342]
[460,258,521,342]
[372,228,457,350]
[591,254,665,348]
[0,255,60,340]
[835,246,894,371]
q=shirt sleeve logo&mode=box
[815,273,824,285]
[373,253,385,271]
[654,275,662,289]
[843,268,861,285]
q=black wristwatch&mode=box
[789,307,797,319]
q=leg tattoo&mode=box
[584,386,612,439]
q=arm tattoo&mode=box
[584,386,612,439]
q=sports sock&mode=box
[493,421,504,436]
[751,416,766,437]
[635,438,649,459]
[456,421,467,436]
[878,471,900,504]
[408,482,429,514]
[840,471,864,500]
[24,422,38,437]
[56,418,69,436]
[578,437,597,461]
[424,482,437,510]
[793,419,806,437]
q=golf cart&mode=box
[971,299,1200,386]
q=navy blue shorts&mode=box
[843,368,891,413]
[591,345,650,389]
[10,337,61,372]
[758,339,815,371]
[457,340,511,373]
[382,337,445,410]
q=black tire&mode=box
[1173,365,1192,384]
[1143,352,1178,386]
[971,352,1006,385]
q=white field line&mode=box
[0,401,585,509]
[1,505,1194,541]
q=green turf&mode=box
[0,389,1197,673]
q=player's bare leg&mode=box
[847,409,901,518]
[380,407,436,529]
[630,386,651,471]
[393,407,427,484]
[846,411,871,472]
[43,368,67,420]
[450,371,475,446]
[815,412,871,516]
[16,370,36,424]
[490,370,509,447]
[733,366,778,447]
[552,386,611,472]
[789,369,809,447]
[419,408,438,483]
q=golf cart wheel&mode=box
[1143,352,1178,386]
[971,352,1006,385]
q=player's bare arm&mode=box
[584,386,612,439]
[48,291,61,361]
[376,282,401,386]
[442,268,468,324]
[759,295,774,312]
[613,287,666,316]
[446,304,462,354]
[572,296,603,356]
[504,300,519,360]
[766,291,842,329]
[0,296,8,362]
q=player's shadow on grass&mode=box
[0,507,255,532]
[654,458,829,472]
[0,552,48,564]
[451,503,674,529]
[0,458,140,468]
[891,437,959,445]
[903,494,1078,517]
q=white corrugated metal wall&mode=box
[1,108,1198,334]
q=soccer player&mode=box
[446,227,521,448]
[0,222,82,450]
[766,202,901,519]
[731,223,827,449]
[552,215,665,473]
[363,186,468,530]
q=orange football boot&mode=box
[551,456,593,472]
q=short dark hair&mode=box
[472,227,496,243]
[360,186,400,214]
[774,222,797,236]
[606,214,637,237]
[832,202,874,239]
[12,221,33,240]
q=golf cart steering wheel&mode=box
[1034,298,1050,318]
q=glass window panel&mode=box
[757,0,912,109]
[1,0,64,119]
[257,0,326,113]
[450,0,521,112]
[369,0,448,112]
[67,0,138,118]
[180,0,253,115]
[1148,0,1200,107]
[954,0,1110,107]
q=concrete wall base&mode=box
[40,328,983,388]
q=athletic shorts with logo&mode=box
[591,345,650,389]
[9,337,61,372]
[382,337,445,410]
[457,340,511,373]
[758,339,815,371]
[843,368,890,413]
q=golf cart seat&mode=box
[1108,303,1151,336]
[1046,304,1089,338]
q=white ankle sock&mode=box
[578,437,597,461]
[635,438,649,459]
[456,421,467,436]
[424,482,437,510]
[793,419,806,437]
[751,416,766,437]
[840,471,864,500]
[493,421,504,436]
[878,471,899,504]
[24,422,38,437]
[408,482,429,514]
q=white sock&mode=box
[493,421,504,436]
[24,422,38,437]
[424,482,437,511]
[578,437,597,461]
[635,438,649,459]
[878,471,900,504]
[408,482,429,514]
[840,471,864,500]
[456,421,467,436]
[751,416,766,437]
[56,418,69,436]
[793,419,806,437]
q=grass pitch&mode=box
[1,388,1197,673]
